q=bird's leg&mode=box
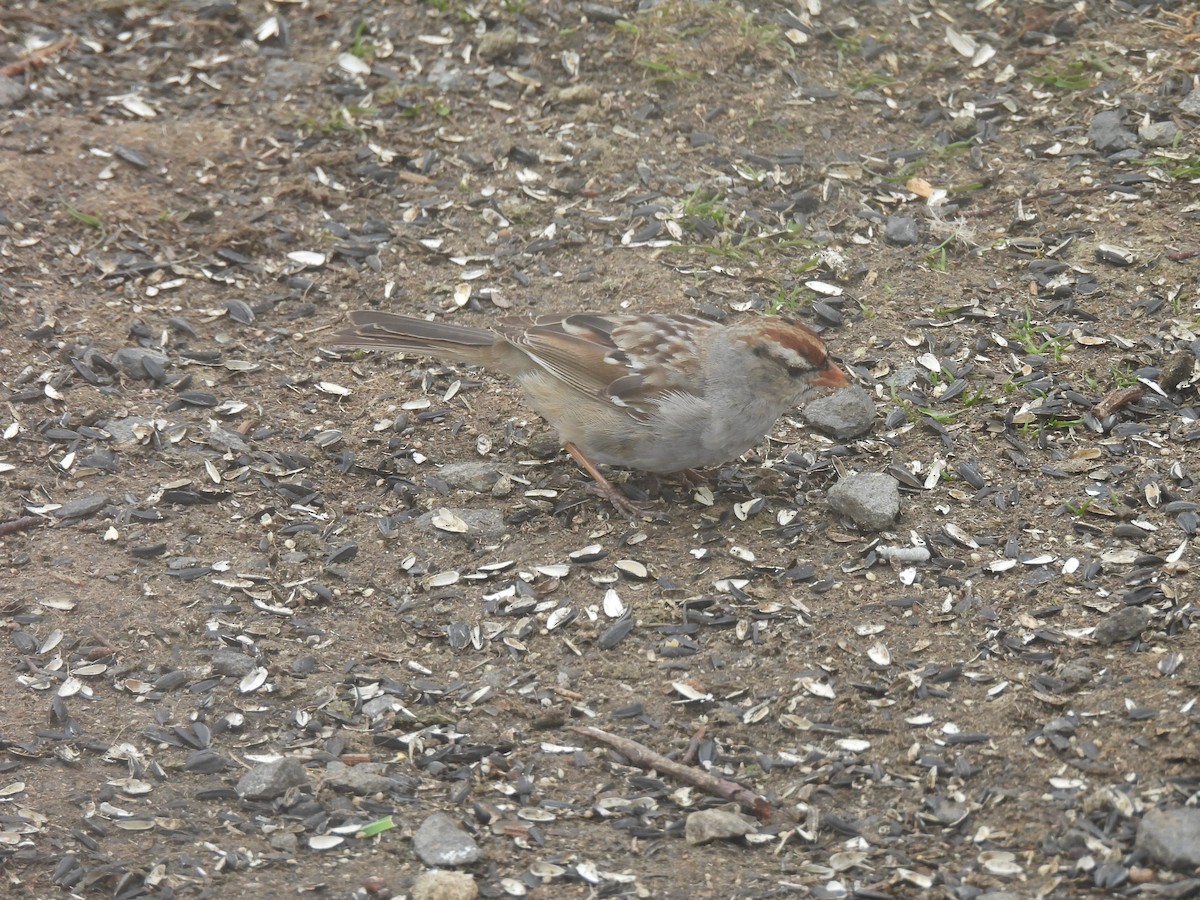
[562,442,648,519]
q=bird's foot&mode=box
[583,481,653,520]
[563,441,653,520]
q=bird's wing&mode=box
[500,313,713,420]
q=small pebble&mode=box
[113,347,170,380]
[52,495,110,520]
[827,473,900,532]
[801,385,875,440]
[1138,120,1181,147]
[325,760,395,796]
[436,462,510,492]
[1089,109,1136,152]
[1136,807,1200,870]
[1092,606,1151,645]
[412,812,480,867]
[885,215,919,246]
[0,74,28,107]
[412,869,478,900]
[237,757,310,801]
[684,808,757,845]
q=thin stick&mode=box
[569,725,772,819]
[0,34,77,78]
[0,516,42,537]
[680,725,707,766]
[1093,385,1144,418]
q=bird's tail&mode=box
[330,311,496,359]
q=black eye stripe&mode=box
[752,341,821,375]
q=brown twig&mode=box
[1093,386,1144,419]
[569,725,772,819]
[679,725,707,766]
[0,34,77,78]
[0,516,43,537]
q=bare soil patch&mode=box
[1,2,1199,898]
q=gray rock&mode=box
[885,367,923,390]
[77,448,119,472]
[684,808,757,845]
[827,473,900,532]
[206,424,251,455]
[361,694,402,718]
[154,670,189,692]
[269,831,299,854]
[1093,606,1151,645]
[208,649,258,678]
[412,812,480,867]
[436,462,512,493]
[801,386,875,440]
[490,474,515,498]
[0,75,27,107]
[1056,659,1097,689]
[1138,120,1181,148]
[52,494,110,521]
[1088,109,1136,152]
[415,507,506,542]
[1180,87,1200,117]
[412,869,478,900]
[885,215,919,246]
[324,760,395,796]
[1057,828,1091,854]
[1136,808,1200,871]
[113,347,170,380]
[236,757,310,801]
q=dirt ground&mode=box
[1,1,1199,898]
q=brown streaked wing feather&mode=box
[600,315,711,416]
[607,315,710,387]
[494,313,712,418]
[498,316,621,400]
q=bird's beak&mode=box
[815,360,850,389]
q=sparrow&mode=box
[332,310,848,515]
